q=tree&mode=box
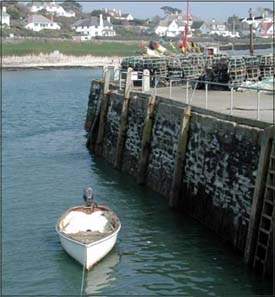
[160,6,182,16]
[150,15,161,27]
[61,0,82,13]
[4,2,28,29]
[90,9,108,17]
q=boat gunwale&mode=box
[55,205,121,248]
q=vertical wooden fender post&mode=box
[137,95,157,185]
[169,106,192,208]
[114,68,133,169]
[142,69,150,92]
[244,126,275,267]
[94,70,111,156]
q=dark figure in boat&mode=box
[83,187,96,208]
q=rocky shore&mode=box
[2,53,122,69]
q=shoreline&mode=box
[3,65,105,71]
[2,54,122,69]
[3,47,273,70]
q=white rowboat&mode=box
[56,205,121,270]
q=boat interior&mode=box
[58,207,120,244]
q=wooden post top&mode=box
[124,67,133,99]
[103,69,111,95]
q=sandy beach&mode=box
[2,53,122,69]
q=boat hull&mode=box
[58,227,120,270]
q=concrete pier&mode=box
[147,86,274,124]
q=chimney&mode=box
[99,14,103,27]
[119,9,121,16]
[107,16,111,23]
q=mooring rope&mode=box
[80,260,86,296]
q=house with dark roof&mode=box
[191,21,204,34]
[72,14,116,40]
[25,14,61,32]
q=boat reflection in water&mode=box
[85,249,120,295]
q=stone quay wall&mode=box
[85,80,273,276]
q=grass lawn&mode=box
[2,40,141,56]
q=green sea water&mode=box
[2,69,272,296]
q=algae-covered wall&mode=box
[85,81,270,259]
[182,113,262,251]
[122,94,148,177]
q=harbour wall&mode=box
[85,79,274,277]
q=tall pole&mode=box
[249,8,254,56]
[184,0,189,50]
[186,0,189,38]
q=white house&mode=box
[72,15,116,40]
[30,2,45,13]
[44,1,76,17]
[103,8,134,21]
[30,1,75,18]
[116,13,134,21]
[201,19,240,38]
[155,19,169,36]
[25,14,61,32]
[241,16,263,29]
[1,6,10,27]
[155,14,192,38]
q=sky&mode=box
[81,1,273,21]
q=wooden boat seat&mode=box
[66,230,114,244]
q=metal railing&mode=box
[155,77,273,121]
[105,67,274,122]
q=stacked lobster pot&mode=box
[166,56,183,80]
[146,57,168,86]
[259,54,274,79]
[244,56,260,81]
[228,56,247,85]
[121,56,140,70]
[178,55,201,79]
[150,57,168,78]
[206,53,228,69]
[120,56,142,86]
[188,54,206,77]
[121,56,169,87]
[121,56,168,77]
[208,56,230,89]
